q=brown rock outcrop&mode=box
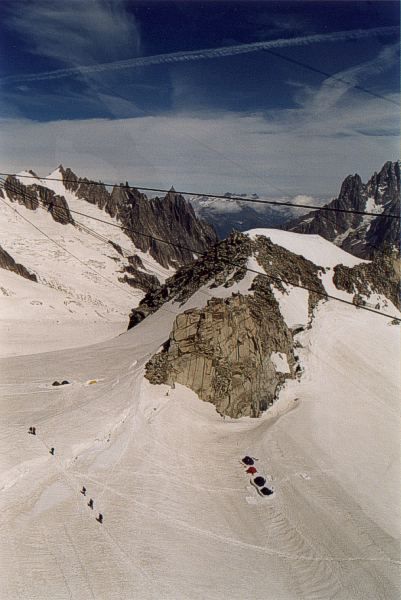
[119,266,160,293]
[333,253,400,310]
[134,229,398,417]
[4,177,39,211]
[146,291,295,418]
[138,231,328,417]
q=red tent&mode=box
[246,466,257,475]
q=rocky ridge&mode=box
[333,253,400,311]
[2,167,218,294]
[286,161,400,259]
[0,244,37,282]
[128,232,327,329]
[119,255,160,293]
[59,167,217,269]
[4,175,74,225]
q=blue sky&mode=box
[0,0,399,198]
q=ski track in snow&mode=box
[61,472,401,565]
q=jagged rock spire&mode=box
[285,160,400,259]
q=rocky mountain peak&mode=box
[366,160,400,206]
[58,165,79,191]
[285,161,400,259]
[63,169,217,268]
[0,245,37,282]
[55,166,218,268]
[338,173,363,205]
[4,165,218,274]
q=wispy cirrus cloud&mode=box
[4,0,141,69]
[1,25,398,85]
[2,0,143,119]
[270,40,400,140]
[310,42,400,111]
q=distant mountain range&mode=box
[188,193,290,239]
[285,161,400,259]
[189,161,400,260]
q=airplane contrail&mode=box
[2,26,398,84]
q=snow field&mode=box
[1,199,400,597]
[0,294,400,599]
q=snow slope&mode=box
[0,174,172,356]
[245,228,399,327]
[246,228,368,268]
[1,257,400,598]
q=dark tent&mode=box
[242,456,254,466]
[260,487,273,496]
[253,476,266,487]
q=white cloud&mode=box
[193,194,324,220]
[282,194,323,217]
[0,41,398,197]
[0,87,398,199]
[292,195,316,206]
